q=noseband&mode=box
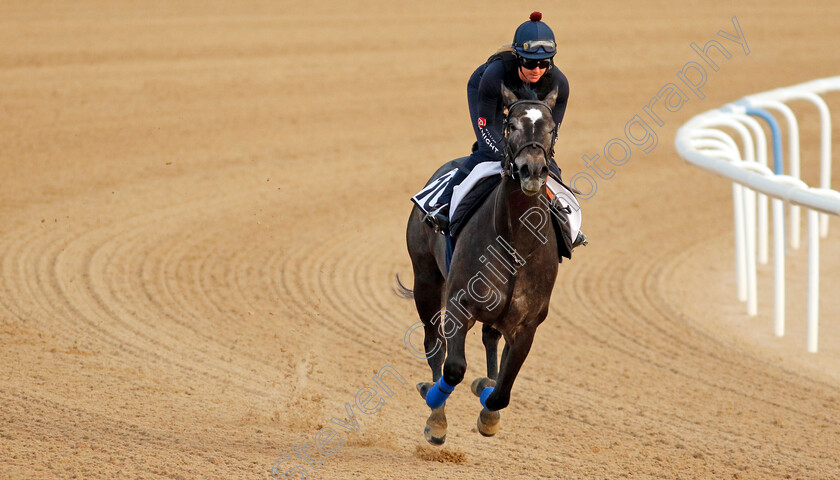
[501,99,556,178]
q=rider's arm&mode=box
[547,70,570,179]
[476,62,507,160]
[550,69,570,128]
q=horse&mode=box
[402,84,561,445]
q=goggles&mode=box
[520,39,556,54]
[519,57,551,70]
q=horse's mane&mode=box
[513,85,539,101]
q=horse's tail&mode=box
[393,274,414,299]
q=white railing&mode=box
[675,76,840,353]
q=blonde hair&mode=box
[494,44,515,55]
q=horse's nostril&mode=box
[519,165,530,179]
[540,165,549,178]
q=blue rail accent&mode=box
[743,105,784,174]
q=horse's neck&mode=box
[495,176,547,251]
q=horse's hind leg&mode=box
[411,265,445,382]
[471,327,536,436]
[470,324,503,435]
[470,377,500,436]
[482,327,536,412]
[481,323,502,380]
[415,318,448,444]
[470,330,505,436]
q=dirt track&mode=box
[2,1,840,479]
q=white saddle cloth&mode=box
[449,162,582,241]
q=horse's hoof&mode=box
[477,407,501,437]
[471,377,496,397]
[416,382,433,400]
[423,426,447,445]
[424,406,447,446]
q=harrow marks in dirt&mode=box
[1,1,840,479]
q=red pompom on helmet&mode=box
[530,11,542,22]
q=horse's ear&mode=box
[501,83,518,109]
[543,87,559,110]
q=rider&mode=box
[425,11,573,235]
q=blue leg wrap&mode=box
[479,387,495,410]
[426,377,455,409]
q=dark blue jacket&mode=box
[469,51,569,159]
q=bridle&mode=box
[501,99,557,178]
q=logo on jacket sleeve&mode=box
[477,117,486,128]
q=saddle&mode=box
[412,158,579,262]
[451,174,576,261]
[449,174,500,237]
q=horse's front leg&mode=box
[415,318,448,445]
[424,307,473,396]
[419,307,473,444]
[471,326,536,435]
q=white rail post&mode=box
[695,145,749,304]
[807,208,819,353]
[725,110,770,264]
[743,185,758,316]
[745,98,802,249]
[693,118,757,303]
[772,197,785,336]
[725,112,769,314]
[768,174,809,337]
[737,159,776,318]
[675,77,840,353]
[794,81,839,237]
[734,184,747,302]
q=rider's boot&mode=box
[546,158,586,249]
[572,231,588,249]
[423,205,450,233]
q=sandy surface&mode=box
[1,1,839,479]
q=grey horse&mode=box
[402,84,562,445]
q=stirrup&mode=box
[572,232,588,249]
[423,206,450,233]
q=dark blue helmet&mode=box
[512,11,556,60]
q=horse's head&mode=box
[501,84,559,196]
